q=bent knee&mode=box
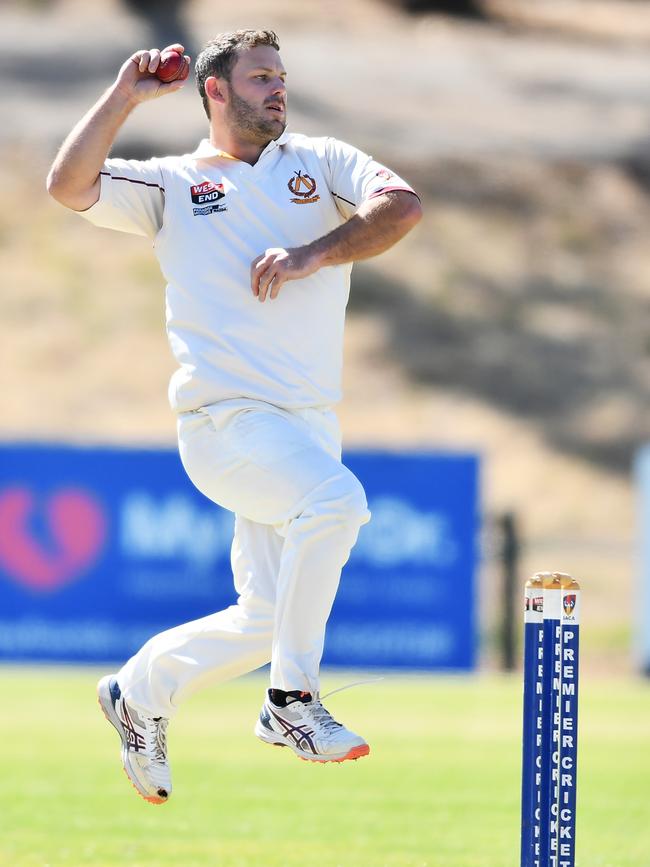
[340,476,370,527]
[237,594,275,624]
[305,471,370,529]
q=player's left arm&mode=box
[250,190,422,302]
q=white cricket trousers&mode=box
[117,399,370,719]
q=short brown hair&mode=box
[195,29,280,118]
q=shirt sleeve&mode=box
[77,157,165,238]
[324,138,419,220]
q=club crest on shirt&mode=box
[288,171,320,204]
[190,180,227,216]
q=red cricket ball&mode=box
[156,49,186,83]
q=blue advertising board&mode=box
[0,444,479,670]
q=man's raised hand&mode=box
[115,44,191,104]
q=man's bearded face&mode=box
[226,84,286,144]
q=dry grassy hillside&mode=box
[2,0,649,669]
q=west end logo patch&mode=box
[288,171,320,205]
[190,180,227,216]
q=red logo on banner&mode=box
[0,487,107,592]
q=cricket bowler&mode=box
[47,29,421,803]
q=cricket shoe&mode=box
[255,689,370,763]
[97,675,171,804]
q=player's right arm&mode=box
[46,45,190,212]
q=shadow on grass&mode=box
[349,261,648,473]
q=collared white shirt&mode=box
[80,131,417,413]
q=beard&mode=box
[226,86,286,144]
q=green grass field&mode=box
[0,668,648,867]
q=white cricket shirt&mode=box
[80,131,416,413]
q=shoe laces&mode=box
[319,677,383,702]
[307,696,343,734]
[308,677,384,733]
[144,716,168,764]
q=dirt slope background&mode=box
[2,0,649,670]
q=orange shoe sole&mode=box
[299,743,370,764]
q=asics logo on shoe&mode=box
[269,708,317,754]
[120,703,147,751]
